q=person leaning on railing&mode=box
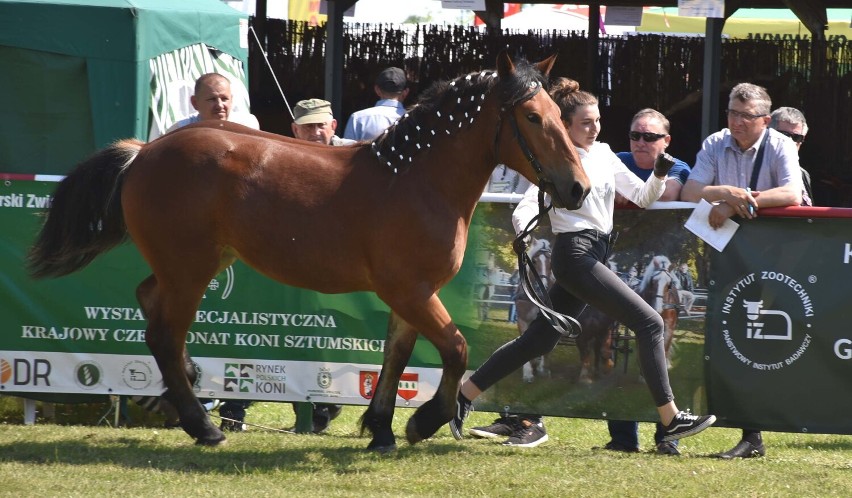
[681,83,804,459]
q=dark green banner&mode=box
[705,216,852,434]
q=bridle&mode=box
[493,81,549,186]
[493,79,582,338]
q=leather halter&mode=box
[493,82,547,183]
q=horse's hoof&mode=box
[195,434,227,446]
[367,437,397,454]
[405,417,424,445]
[407,399,448,443]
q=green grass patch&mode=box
[1,396,851,497]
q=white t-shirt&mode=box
[149,112,260,140]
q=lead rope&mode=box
[512,190,582,338]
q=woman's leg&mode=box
[464,283,586,397]
[549,235,674,411]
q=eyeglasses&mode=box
[628,131,667,142]
[777,129,806,144]
[725,109,768,121]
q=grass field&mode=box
[1,396,851,497]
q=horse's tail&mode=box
[27,139,144,279]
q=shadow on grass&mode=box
[0,432,465,475]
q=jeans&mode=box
[470,230,674,407]
[608,420,679,448]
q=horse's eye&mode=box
[526,113,542,125]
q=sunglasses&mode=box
[725,109,768,121]
[777,129,806,144]
[628,131,667,142]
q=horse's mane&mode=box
[372,58,549,173]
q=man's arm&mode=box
[659,179,683,201]
[750,185,802,208]
[681,180,754,206]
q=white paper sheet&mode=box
[684,199,739,252]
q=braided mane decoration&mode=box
[371,59,550,174]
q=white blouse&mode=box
[513,142,665,235]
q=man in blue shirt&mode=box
[615,108,691,204]
[343,67,409,141]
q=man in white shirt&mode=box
[343,67,408,141]
[149,73,259,140]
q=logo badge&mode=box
[360,371,378,399]
[74,361,103,390]
[317,368,332,389]
[719,270,815,371]
[121,360,153,390]
[397,372,418,401]
[0,358,12,385]
[224,363,254,393]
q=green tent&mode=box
[0,0,248,175]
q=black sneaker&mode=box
[502,419,549,448]
[448,392,472,440]
[661,410,715,442]
[469,416,521,439]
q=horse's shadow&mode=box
[0,433,463,473]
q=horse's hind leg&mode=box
[361,312,418,452]
[137,274,224,445]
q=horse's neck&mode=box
[411,104,503,212]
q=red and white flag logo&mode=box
[397,372,418,400]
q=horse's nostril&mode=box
[572,181,587,205]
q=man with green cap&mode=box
[291,98,355,146]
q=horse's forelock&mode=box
[499,58,547,107]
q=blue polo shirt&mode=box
[616,152,691,184]
[343,99,406,141]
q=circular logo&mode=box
[121,360,154,390]
[720,270,814,370]
[74,361,103,390]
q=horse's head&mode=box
[495,51,590,210]
[639,256,676,312]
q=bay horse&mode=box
[26,52,590,451]
[575,305,617,384]
[638,255,680,368]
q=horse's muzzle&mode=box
[546,180,589,210]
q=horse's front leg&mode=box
[391,294,467,445]
[361,312,417,453]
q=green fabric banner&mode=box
[3,178,852,435]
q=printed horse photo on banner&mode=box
[26,51,592,451]
[467,207,711,422]
[638,254,681,369]
[513,236,555,383]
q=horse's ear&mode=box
[534,54,558,77]
[496,50,515,79]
